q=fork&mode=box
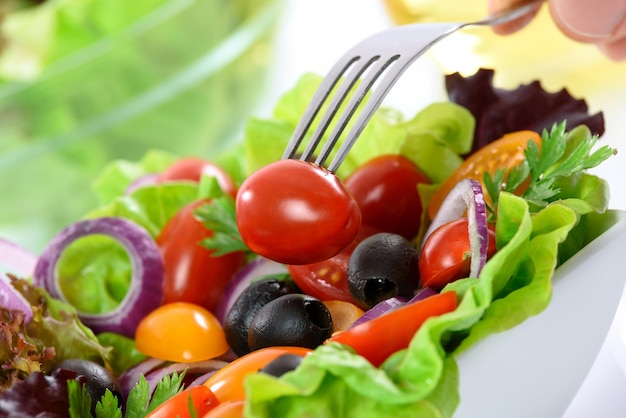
[281,0,544,173]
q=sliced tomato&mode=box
[158,158,238,198]
[236,159,361,265]
[203,346,311,403]
[146,385,219,418]
[157,199,247,312]
[287,225,381,304]
[428,130,541,219]
[419,218,497,290]
[345,154,430,240]
[328,291,457,367]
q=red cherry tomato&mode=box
[203,346,311,403]
[287,225,380,303]
[345,154,430,240]
[158,158,238,198]
[135,302,229,362]
[146,385,219,418]
[328,291,457,367]
[157,199,246,312]
[419,218,497,290]
[236,159,362,265]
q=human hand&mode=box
[489,0,626,61]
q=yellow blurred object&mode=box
[382,0,626,97]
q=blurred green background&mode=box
[0,0,283,252]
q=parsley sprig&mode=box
[483,121,616,219]
[67,371,187,418]
[195,196,250,256]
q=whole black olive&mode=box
[347,232,419,309]
[224,278,300,356]
[247,294,333,351]
[259,353,305,377]
[56,358,123,414]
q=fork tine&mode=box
[281,56,359,160]
[314,54,401,168]
[326,55,414,173]
[299,55,382,162]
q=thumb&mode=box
[549,0,626,42]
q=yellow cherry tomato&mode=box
[135,302,229,362]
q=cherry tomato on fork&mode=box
[345,154,431,240]
[419,218,497,290]
[158,157,238,198]
[236,159,361,265]
[157,199,247,312]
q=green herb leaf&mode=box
[196,197,250,256]
[67,380,93,418]
[484,121,616,217]
[124,376,151,418]
[95,390,123,418]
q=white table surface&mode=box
[257,1,626,416]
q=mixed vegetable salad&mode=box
[0,68,619,418]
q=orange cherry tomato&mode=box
[158,158,238,198]
[135,302,229,362]
[201,400,245,418]
[428,130,541,219]
[328,291,457,367]
[146,386,219,418]
[203,346,312,403]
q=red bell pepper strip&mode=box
[328,291,457,367]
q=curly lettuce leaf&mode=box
[445,68,605,154]
[1,277,111,391]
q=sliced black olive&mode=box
[259,353,305,377]
[347,232,419,309]
[247,294,332,351]
[56,359,123,414]
[224,278,300,357]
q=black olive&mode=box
[224,278,300,357]
[248,294,332,351]
[347,232,419,309]
[56,358,123,414]
[259,353,305,377]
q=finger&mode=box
[598,37,626,61]
[549,0,626,43]
[488,0,541,35]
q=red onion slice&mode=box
[0,238,38,278]
[33,217,165,338]
[214,257,288,324]
[423,179,489,278]
[0,275,33,322]
[349,296,408,329]
[125,173,160,195]
[0,238,38,321]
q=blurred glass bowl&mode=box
[0,0,283,252]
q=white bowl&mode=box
[456,210,626,417]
